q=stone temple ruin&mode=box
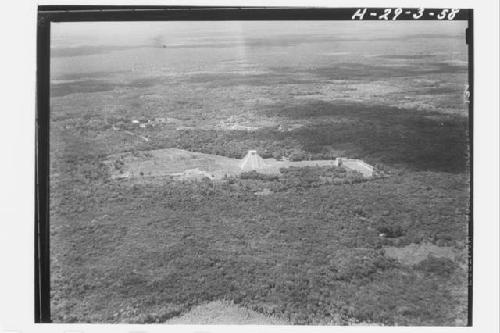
[240,150,267,172]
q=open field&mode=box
[165,300,288,324]
[103,147,376,181]
[49,21,470,325]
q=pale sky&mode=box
[52,21,467,48]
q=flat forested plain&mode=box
[49,21,470,325]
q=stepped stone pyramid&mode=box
[240,150,267,171]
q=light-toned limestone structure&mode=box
[338,158,374,178]
[240,150,267,172]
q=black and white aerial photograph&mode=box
[48,17,471,326]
